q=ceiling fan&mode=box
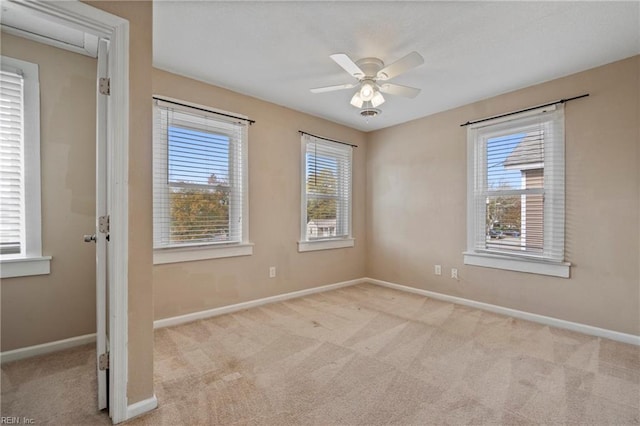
[311,51,424,116]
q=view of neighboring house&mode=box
[504,131,544,252]
[306,219,337,238]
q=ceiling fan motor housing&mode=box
[355,57,385,79]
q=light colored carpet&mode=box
[1,343,111,425]
[2,283,639,425]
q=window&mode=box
[299,134,354,252]
[0,56,50,278]
[153,98,251,264]
[464,104,570,278]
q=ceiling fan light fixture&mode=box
[371,91,385,107]
[350,92,364,108]
[360,108,381,118]
[360,101,381,118]
[359,82,375,101]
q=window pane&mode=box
[485,130,545,255]
[168,126,229,185]
[167,126,232,244]
[307,154,338,197]
[306,159,340,238]
[303,137,352,241]
[170,187,230,243]
[306,196,337,238]
[485,194,543,254]
[306,150,340,236]
[488,131,544,190]
[0,69,24,256]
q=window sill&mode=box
[298,238,355,253]
[154,243,253,265]
[463,251,570,278]
[0,256,52,278]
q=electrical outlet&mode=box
[451,268,458,279]
[435,265,441,276]
[269,266,276,278]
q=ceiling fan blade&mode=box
[379,83,421,98]
[376,51,424,80]
[330,53,365,78]
[310,83,356,94]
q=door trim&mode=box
[105,10,131,423]
[6,0,131,423]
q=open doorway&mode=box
[0,1,132,423]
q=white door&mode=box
[95,37,110,412]
[82,36,110,412]
[81,33,122,421]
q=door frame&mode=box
[6,0,131,423]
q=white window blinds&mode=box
[0,69,24,256]
[468,105,565,262]
[302,134,353,241]
[153,99,248,249]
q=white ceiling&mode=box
[154,1,640,132]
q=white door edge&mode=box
[96,37,109,412]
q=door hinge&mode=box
[98,352,109,370]
[99,215,110,234]
[99,77,110,95]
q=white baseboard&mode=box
[0,333,96,364]
[154,278,366,329]
[5,276,635,366]
[365,277,640,346]
[126,394,158,420]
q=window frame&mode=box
[298,134,354,252]
[152,96,252,264]
[463,104,570,278]
[0,56,50,278]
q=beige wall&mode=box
[85,0,155,405]
[367,55,640,335]
[152,69,367,320]
[0,33,97,351]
